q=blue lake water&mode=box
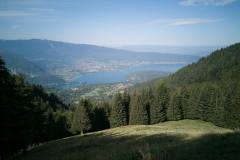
[56,63,185,88]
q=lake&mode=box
[56,63,185,89]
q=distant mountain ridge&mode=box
[0,39,199,86]
[0,39,199,62]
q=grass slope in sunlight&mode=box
[17,120,240,160]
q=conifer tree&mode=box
[110,93,128,127]
[187,85,200,119]
[205,84,217,123]
[198,86,210,121]
[151,84,169,124]
[91,101,110,131]
[213,87,225,126]
[122,91,130,124]
[179,86,189,119]
[129,92,149,125]
[141,88,153,124]
[72,99,92,134]
[167,91,183,121]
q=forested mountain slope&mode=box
[167,43,240,85]
[104,43,240,131]
[0,57,71,159]
[159,43,240,128]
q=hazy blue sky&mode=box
[0,0,239,46]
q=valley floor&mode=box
[17,120,240,160]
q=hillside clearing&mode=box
[17,120,240,160]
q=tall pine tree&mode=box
[72,99,92,134]
[122,91,130,124]
[167,90,184,121]
[129,92,149,125]
[151,84,169,124]
[110,93,128,127]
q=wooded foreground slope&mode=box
[0,58,71,159]
[157,43,240,128]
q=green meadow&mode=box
[17,120,240,160]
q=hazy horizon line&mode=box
[0,38,234,48]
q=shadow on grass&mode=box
[17,131,240,160]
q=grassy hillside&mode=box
[17,120,240,160]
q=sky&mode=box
[0,0,240,46]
